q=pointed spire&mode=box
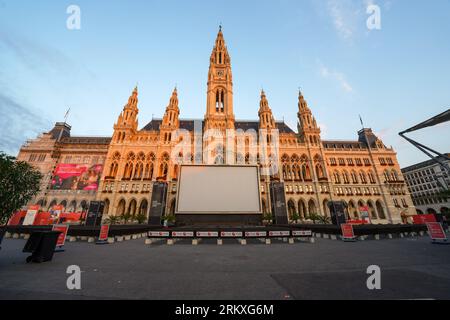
[167,86,179,110]
[126,86,138,110]
[210,25,230,65]
[298,88,309,112]
[259,89,269,111]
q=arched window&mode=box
[316,164,325,179]
[368,170,376,184]
[334,171,341,184]
[384,170,390,182]
[351,171,359,184]
[343,171,350,184]
[391,169,399,181]
[359,171,367,184]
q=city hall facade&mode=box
[17,28,416,224]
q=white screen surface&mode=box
[176,165,261,214]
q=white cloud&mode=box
[326,0,356,40]
[319,64,354,93]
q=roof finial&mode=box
[219,23,222,32]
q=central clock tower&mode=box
[204,26,235,131]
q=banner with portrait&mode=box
[51,164,103,191]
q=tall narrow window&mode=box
[221,91,225,112]
[216,91,219,112]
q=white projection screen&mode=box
[176,165,261,214]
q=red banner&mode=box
[52,224,69,247]
[98,225,110,241]
[33,212,51,226]
[341,224,355,239]
[426,222,447,241]
[413,214,437,225]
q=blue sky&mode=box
[0,0,449,167]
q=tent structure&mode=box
[399,108,450,174]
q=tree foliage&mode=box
[0,152,42,225]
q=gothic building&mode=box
[17,27,416,224]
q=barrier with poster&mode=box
[426,222,448,244]
[341,224,356,242]
[23,205,40,225]
[52,224,69,252]
[96,225,110,244]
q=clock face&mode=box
[217,70,224,77]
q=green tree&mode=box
[135,213,148,224]
[290,211,300,223]
[119,212,132,224]
[0,152,42,225]
[104,215,121,225]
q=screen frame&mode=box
[175,164,262,215]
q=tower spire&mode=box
[204,27,235,131]
[259,90,275,130]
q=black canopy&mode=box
[400,109,450,134]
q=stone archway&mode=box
[308,199,317,216]
[127,199,137,217]
[288,199,297,219]
[376,200,386,219]
[48,199,57,211]
[348,200,358,219]
[298,199,307,219]
[103,199,110,215]
[117,199,126,216]
[69,200,77,212]
[322,199,330,217]
[368,200,378,220]
[139,199,149,216]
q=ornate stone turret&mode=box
[258,90,276,130]
[160,87,180,144]
[113,86,139,143]
[297,90,321,146]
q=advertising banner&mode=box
[51,164,103,191]
[413,214,437,225]
[359,206,371,224]
[426,222,447,242]
[33,212,51,226]
[220,231,243,238]
[341,223,356,241]
[98,225,110,241]
[8,211,26,226]
[148,231,170,237]
[52,224,69,247]
[23,205,40,226]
